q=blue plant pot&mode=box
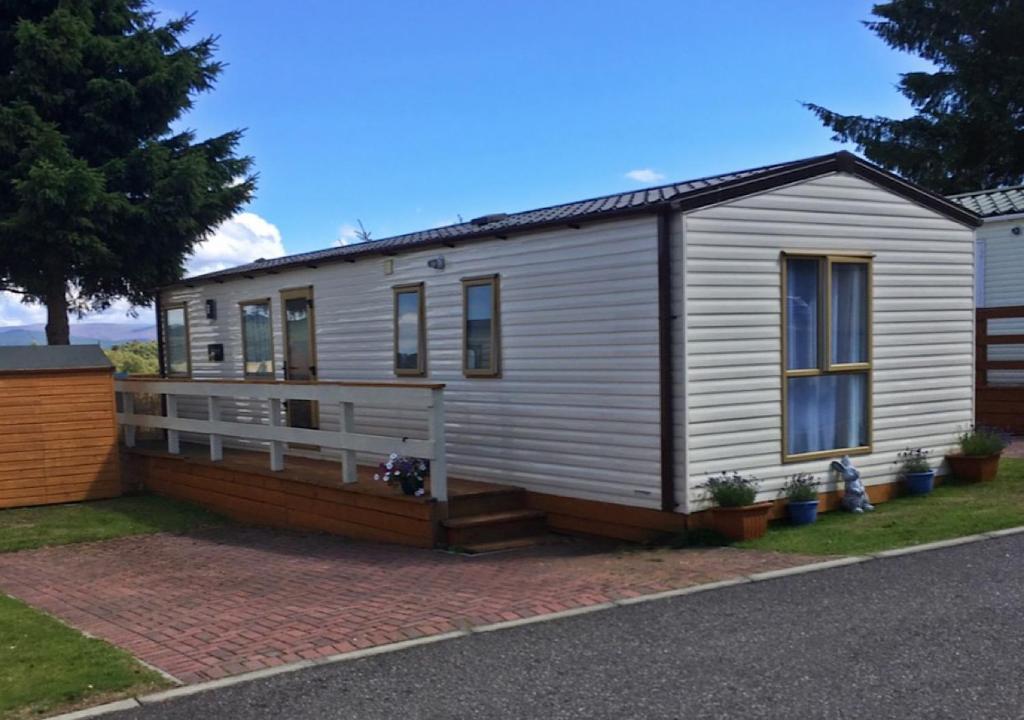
[904,470,935,496]
[787,500,819,526]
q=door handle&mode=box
[309,365,317,377]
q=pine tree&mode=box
[0,1,255,344]
[806,0,1024,194]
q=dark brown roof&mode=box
[949,186,1024,218]
[171,151,979,289]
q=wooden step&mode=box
[457,534,563,554]
[448,487,528,518]
[443,509,547,547]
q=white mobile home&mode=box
[144,152,979,543]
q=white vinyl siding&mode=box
[977,218,1024,385]
[681,173,975,508]
[161,217,663,507]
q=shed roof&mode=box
[948,185,1024,218]
[169,151,979,289]
[0,345,113,373]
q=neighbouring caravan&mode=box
[951,186,1024,431]
[145,151,979,542]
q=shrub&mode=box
[958,427,1010,457]
[702,472,760,508]
[782,473,819,502]
[897,447,931,474]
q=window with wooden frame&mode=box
[393,283,426,376]
[782,253,872,462]
[163,303,191,376]
[462,275,500,377]
[240,299,275,378]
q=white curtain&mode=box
[830,263,867,364]
[788,374,867,455]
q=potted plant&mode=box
[702,472,772,541]
[374,453,429,496]
[946,427,1009,483]
[781,473,820,526]
[898,447,934,495]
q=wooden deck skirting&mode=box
[121,443,513,548]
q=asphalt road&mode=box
[114,534,1024,720]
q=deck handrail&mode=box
[114,377,448,502]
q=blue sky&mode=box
[1,0,926,325]
[174,0,919,252]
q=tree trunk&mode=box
[44,280,70,345]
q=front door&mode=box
[281,287,318,430]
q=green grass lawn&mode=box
[742,458,1024,556]
[0,595,168,719]
[0,494,225,553]
[0,495,224,718]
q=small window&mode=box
[163,304,190,376]
[462,275,500,377]
[782,254,872,461]
[393,283,426,376]
[240,300,274,377]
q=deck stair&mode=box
[444,486,551,552]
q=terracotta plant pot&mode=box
[946,453,1001,483]
[712,502,774,542]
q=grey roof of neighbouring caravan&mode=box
[0,345,113,372]
[949,186,1024,218]
[168,151,980,289]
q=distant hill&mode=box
[0,323,156,348]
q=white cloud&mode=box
[625,168,666,183]
[187,212,286,276]
[0,293,46,326]
[336,224,361,246]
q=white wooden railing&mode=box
[115,378,448,502]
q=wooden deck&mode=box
[122,441,521,548]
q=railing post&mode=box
[427,387,447,502]
[340,401,357,484]
[165,393,180,455]
[122,391,136,448]
[268,397,284,471]
[208,396,223,462]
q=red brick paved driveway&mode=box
[0,528,814,684]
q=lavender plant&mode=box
[702,471,760,508]
[897,447,931,475]
[782,473,819,502]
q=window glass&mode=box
[165,306,189,375]
[465,283,493,372]
[395,287,423,372]
[785,258,819,370]
[782,255,872,460]
[786,373,869,456]
[831,262,869,365]
[242,302,273,376]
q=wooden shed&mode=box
[0,345,121,509]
